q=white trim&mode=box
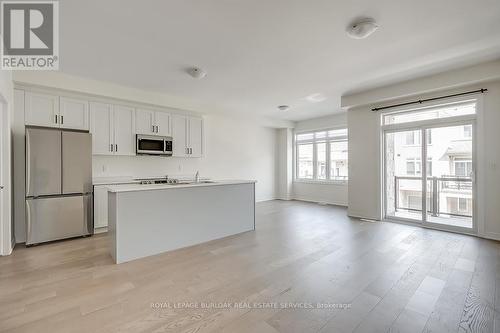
[0,95,12,256]
[294,198,348,207]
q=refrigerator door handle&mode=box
[26,131,31,195]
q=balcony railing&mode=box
[394,176,472,218]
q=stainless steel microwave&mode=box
[136,134,173,156]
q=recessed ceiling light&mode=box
[187,67,207,79]
[347,18,379,39]
[277,105,290,111]
[305,93,326,103]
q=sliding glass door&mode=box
[424,125,474,229]
[383,111,475,233]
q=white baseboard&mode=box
[293,197,348,207]
[481,231,500,241]
[94,227,108,234]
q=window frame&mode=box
[294,128,348,184]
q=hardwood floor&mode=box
[1,200,499,333]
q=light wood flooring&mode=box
[1,200,500,333]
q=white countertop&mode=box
[106,180,257,193]
[93,176,140,185]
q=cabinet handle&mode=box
[61,115,64,125]
[152,125,155,133]
[55,115,58,124]
[110,144,113,152]
[115,144,118,152]
[156,125,159,133]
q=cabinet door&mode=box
[113,105,135,156]
[93,186,108,228]
[135,109,155,135]
[25,92,59,128]
[172,114,188,157]
[90,102,113,155]
[188,117,203,157]
[155,112,171,136]
[60,97,89,130]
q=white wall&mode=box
[343,59,500,240]
[0,68,13,255]
[12,72,288,243]
[293,113,348,206]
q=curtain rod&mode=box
[371,88,487,112]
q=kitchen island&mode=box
[107,180,256,264]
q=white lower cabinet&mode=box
[93,186,108,229]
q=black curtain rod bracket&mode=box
[371,88,487,112]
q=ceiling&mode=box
[59,0,500,121]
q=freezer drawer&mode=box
[26,195,93,245]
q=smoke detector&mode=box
[187,67,207,79]
[347,18,379,39]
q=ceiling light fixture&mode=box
[346,18,379,39]
[305,93,327,103]
[187,67,207,79]
[277,105,290,111]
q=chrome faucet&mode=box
[195,171,200,183]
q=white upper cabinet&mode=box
[135,109,171,136]
[172,114,188,157]
[90,102,135,156]
[172,114,203,157]
[59,97,89,130]
[25,92,90,130]
[90,102,113,155]
[135,109,156,135]
[21,89,201,158]
[188,117,203,157]
[25,92,59,127]
[155,112,171,136]
[113,105,135,156]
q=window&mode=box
[383,101,476,125]
[405,131,418,145]
[297,144,313,179]
[458,198,468,212]
[406,158,421,176]
[463,125,472,138]
[454,160,472,177]
[295,128,348,181]
[406,158,432,176]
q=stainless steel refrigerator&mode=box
[25,127,93,245]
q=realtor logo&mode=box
[1,1,59,70]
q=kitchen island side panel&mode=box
[111,183,255,263]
